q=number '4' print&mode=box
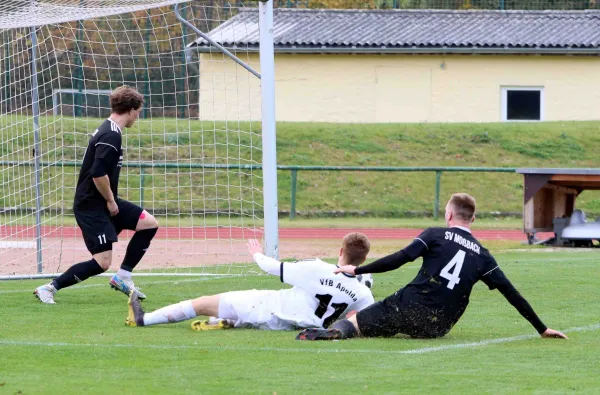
[440,250,465,290]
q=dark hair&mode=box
[449,193,476,221]
[110,86,144,114]
[342,232,371,266]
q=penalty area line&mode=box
[0,323,598,355]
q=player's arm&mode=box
[342,229,434,276]
[247,239,325,287]
[91,134,120,215]
[353,249,414,275]
[92,176,117,214]
[481,263,567,339]
[247,239,282,276]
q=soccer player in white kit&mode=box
[126,233,375,331]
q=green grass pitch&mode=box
[0,250,597,394]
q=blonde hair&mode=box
[448,193,476,221]
[342,232,371,266]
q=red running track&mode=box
[0,226,550,241]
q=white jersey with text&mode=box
[218,256,374,330]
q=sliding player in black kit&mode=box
[34,86,158,304]
[297,193,567,341]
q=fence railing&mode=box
[278,165,517,219]
[0,161,517,219]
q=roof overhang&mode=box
[191,45,600,56]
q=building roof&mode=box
[192,9,600,54]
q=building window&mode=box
[501,87,544,122]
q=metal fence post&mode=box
[3,31,10,113]
[74,3,84,117]
[178,5,187,119]
[140,167,145,207]
[290,169,297,220]
[143,14,151,119]
[434,171,442,220]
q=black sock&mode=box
[52,258,105,290]
[120,228,157,272]
[332,319,358,339]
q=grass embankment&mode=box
[2,117,600,217]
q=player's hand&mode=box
[107,200,119,216]
[334,265,356,276]
[247,238,263,256]
[541,328,568,339]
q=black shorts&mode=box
[74,198,144,254]
[356,293,447,339]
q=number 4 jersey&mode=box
[396,226,507,334]
[246,254,375,330]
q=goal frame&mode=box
[173,0,279,261]
[3,0,279,279]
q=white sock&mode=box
[116,269,132,280]
[143,300,197,326]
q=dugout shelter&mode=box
[517,168,600,246]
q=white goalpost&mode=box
[0,0,278,279]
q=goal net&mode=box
[0,0,277,279]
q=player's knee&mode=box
[137,211,158,231]
[347,313,359,327]
[147,215,158,229]
[93,253,112,270]
[192,295,220,317]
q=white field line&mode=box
[0,241,36,248]
[0,276,233,295]
[0,324,598,355]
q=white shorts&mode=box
[218,289,298,330]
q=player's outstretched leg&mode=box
[34,256,107,304]
[126,295,200,327]
[296,319,358,341]
[126,294,227,329]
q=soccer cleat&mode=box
[33,283,57,304]
[126,291,145,327]
[296,328,343,341]
[109,275,146,299]
[191,318,234,331]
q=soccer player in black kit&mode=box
[34,86,159,304]
[297,193,567,341]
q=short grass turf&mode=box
[0,250,598,394]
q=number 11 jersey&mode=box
[275,259,374,329]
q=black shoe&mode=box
[126,291,145,327]
[296,328,343,341]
